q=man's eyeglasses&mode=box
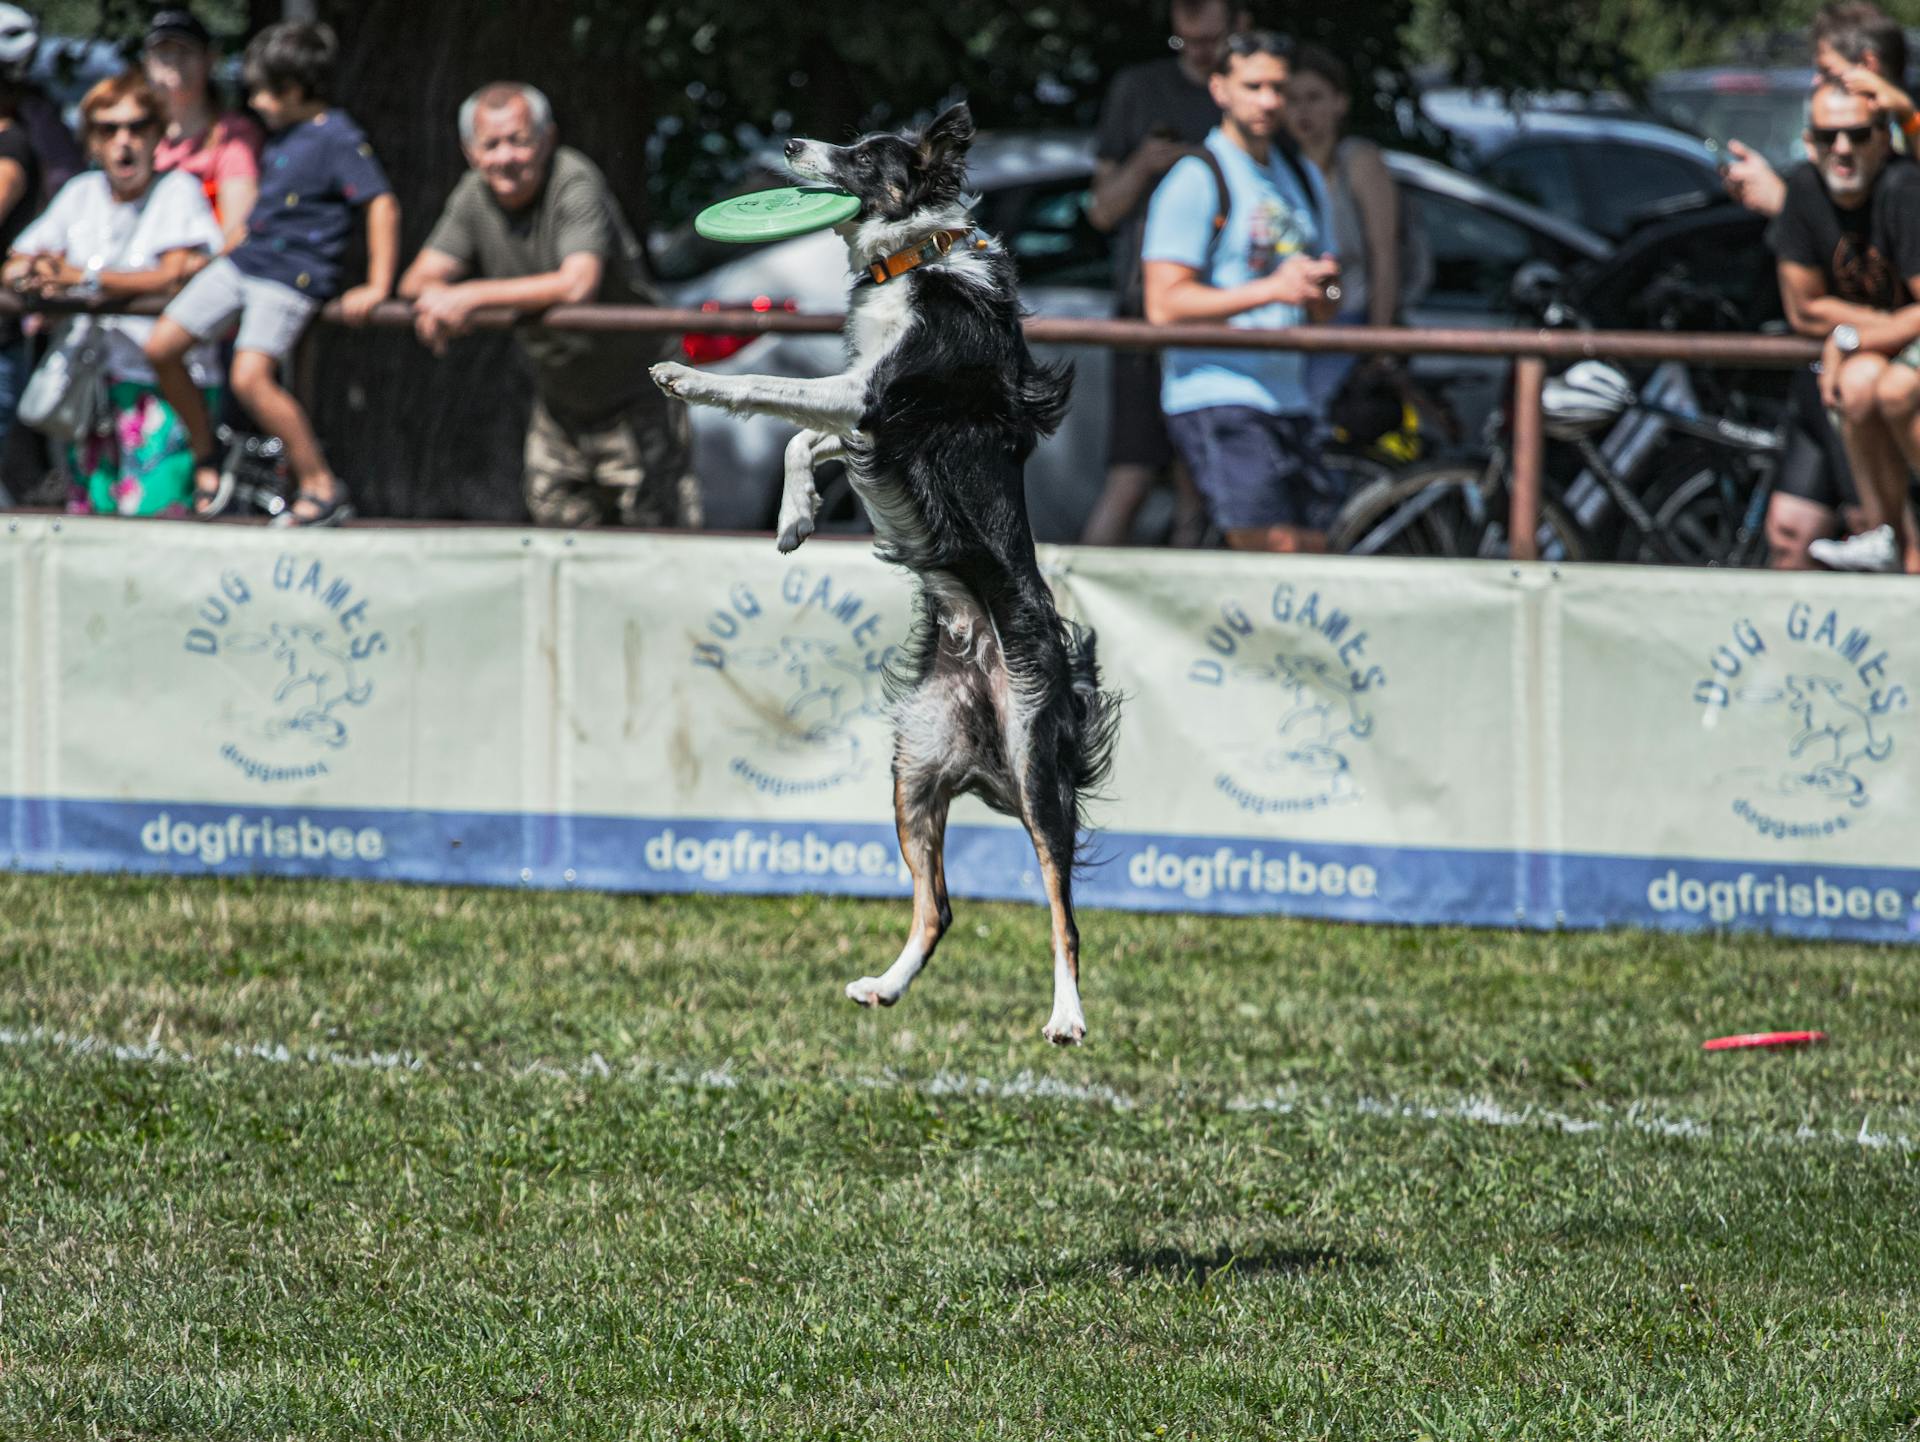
[88,116,158,140]
[1810,123,1884,148]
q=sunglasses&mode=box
[88,116,158,139]
[1810,123,1884,147]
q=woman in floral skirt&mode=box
[2,71,223,516]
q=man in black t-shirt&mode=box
[1079,0,1243,547]
[1771,81,1920,571]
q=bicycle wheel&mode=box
[1315,451,1395,532]
[1614,443,1766,568]
[1330,462,1586,561]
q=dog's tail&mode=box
[1063,620,1121,851]
[1021,354,1074,440]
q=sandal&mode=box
[270,486,355,529]
[191,452,233,518]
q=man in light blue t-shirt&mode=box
[1141,30,1342,551]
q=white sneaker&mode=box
[1808,524,1900,573]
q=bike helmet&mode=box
[0,5,37,82]
[1541,360,1634,441]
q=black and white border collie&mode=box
[650,103,1118,1044]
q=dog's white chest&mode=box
[847,280,916,371]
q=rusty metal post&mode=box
[1509,356,1547,563]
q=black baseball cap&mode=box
[144,8,211,48]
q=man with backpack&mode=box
[1141,29,1341,553]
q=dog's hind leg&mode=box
[845,761,952,1008]
[1025,779,1087,1047]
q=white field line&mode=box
[0,1023,1911,1155]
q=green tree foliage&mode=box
[626,0,1422,223]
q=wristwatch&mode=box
[1832,323,1862,355]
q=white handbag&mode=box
[18,314,110,443]
[19,189,156,445]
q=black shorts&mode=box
[1107,348,1175,471]
[1776,364,1859,509]
[1164,405,1337,530]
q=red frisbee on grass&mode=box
[1702,1031,1827,1051]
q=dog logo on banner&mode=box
[690,566,898,797]
[182,554,389,785]
[1187,582,1385,815]
[1694,601,1909,841]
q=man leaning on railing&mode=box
[396,81,700,532]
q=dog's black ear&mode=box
[920,102,974,161]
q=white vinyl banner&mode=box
[1550,565,1919,937]
[1059,548,1534,924]
[7,515,1918,943]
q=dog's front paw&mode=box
[776,514,816,554]
[845,977,899,1008]
[776,489,819,554]
[650,361,697,400]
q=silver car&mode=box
[1417,88,1726,240]
[660,132,1609,541]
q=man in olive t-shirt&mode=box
[398,80,698,527]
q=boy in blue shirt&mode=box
[1141,30,1341,552]
[145,20,398,526]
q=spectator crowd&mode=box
[0,0,1911,576]
[0,5,684,530]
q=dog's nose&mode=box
[784,139,805,160]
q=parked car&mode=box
[1648,67,1814,173]
[1419,87,1725,240]
[658,132,1611,539]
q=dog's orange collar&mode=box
[862,227,980,287]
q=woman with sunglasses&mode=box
[1,71,224,516]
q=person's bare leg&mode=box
[1872,363,1920,571]
[1763,492,1839,570]
[1836,354,1899,534]
[231,349,344,517]
[1079,462,1156,546]
[144,317,221,509]
[1167,457,1208,547]
[1225,524,1329,553]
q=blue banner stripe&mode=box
[8,796,1919,944]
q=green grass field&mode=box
[2,874,1917,1439]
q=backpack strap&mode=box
[1195,137,1325,271]
[1195,145,1231,270]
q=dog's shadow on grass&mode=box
[1021,1241,1389,1290]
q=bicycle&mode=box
[216,425,297,519]
[1330,272,1788,566]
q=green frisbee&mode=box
[694,186,862,243]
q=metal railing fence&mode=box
[0,291,1822,558]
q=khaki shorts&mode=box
[164,256,318,362]
[524,392,701,529]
